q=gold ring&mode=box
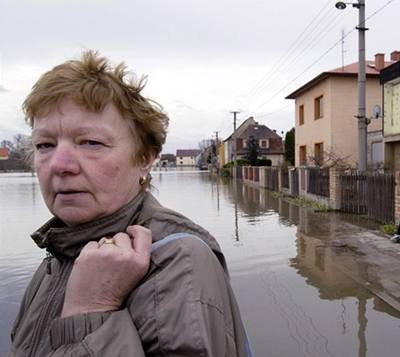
[99,237,114,246]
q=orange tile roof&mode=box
[286,60,394,99]
[328,60,394,75]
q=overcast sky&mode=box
[0,0,398,153]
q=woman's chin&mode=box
[53,206,101,226]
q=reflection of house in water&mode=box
[225,181,301,224]
[291,231,360,300]
[291,209,400,357]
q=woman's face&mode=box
[32,98,152,226]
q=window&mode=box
[299,104,304,125]
[314,95,324,119]
[314,142,324,166]
[260,139,269,148]
[299,145,307,165]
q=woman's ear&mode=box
[140,154,157,176]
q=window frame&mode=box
[299,145,307,165]
[259,139,269,149]
[314,95,324,120]
[299,104,305,125]
[314,142,324,166]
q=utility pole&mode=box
[230,111,240,168]
[341,28,346,71]
[213,131,219,171]
[214,131,219,144]
[335,0,368,171]
[357,0,367,172]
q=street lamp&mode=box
[336,0,368,171]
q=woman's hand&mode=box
[61,225,152,318]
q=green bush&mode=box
[222,159,250,169]
[220,167,231,177]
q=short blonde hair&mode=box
[23,50,169,163]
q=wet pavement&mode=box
[1,171,400,356]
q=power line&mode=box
[247,11,347,110]
[253,103,293,119]
[253,0,397,111]
[242,0,336,105]
[365,0,397,22]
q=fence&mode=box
[235,165,242,179]
[281,167,289,188]
[235,166,397,224]
[307,167,330,197]
[290,169,299,196]
[340,172,395,223]
[264,167,279,191]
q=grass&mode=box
[379,223,397,235]
[286,195,329,212]
[271,191,284,198]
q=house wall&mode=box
[330,76,382,166]
[294,76,383,167]
[176,156,197,166]
[218,143,225,168]
[294,79,332,166]
[383,80,400,137]
[265,154,284,166]
[383,78,400,171]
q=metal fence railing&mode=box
[290,169,299,196]
[307,167,330,197]
[340,172,395,223]
[281,167,289,188]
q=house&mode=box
[0,147,9,160]
[223,116,284,165]
[224,117,256,163]
[286,53,395,168]
[176,149,201,167]
[380,52,400,171]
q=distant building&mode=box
[380,51,400,171]
[176,149,201,167]
[286,53,396,168]
[223,117,284,165]
[0,148,9,160]
[160,153,176,168]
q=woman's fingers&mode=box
[112,232,132,250]
[126,225,152,255]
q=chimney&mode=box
[374,53,385,71]
[391,51,400,62]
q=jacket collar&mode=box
[31,190,146,258]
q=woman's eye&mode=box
[35,143,54,151]
[81,140,104,147]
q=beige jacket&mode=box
[9,191,252,356]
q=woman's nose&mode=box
[49,144,80,175]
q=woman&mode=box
[8,51,251,357]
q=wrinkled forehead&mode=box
[32,99,129,136]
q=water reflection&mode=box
[219,178,400,357]
[2,172,400,357]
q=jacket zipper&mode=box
[45,251,53,274]
[28,258,69,357]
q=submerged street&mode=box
[1,170,400,356]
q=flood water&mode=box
[1,170,400,356]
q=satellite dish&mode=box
[335,2,347,9]
[373,105,381,119]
